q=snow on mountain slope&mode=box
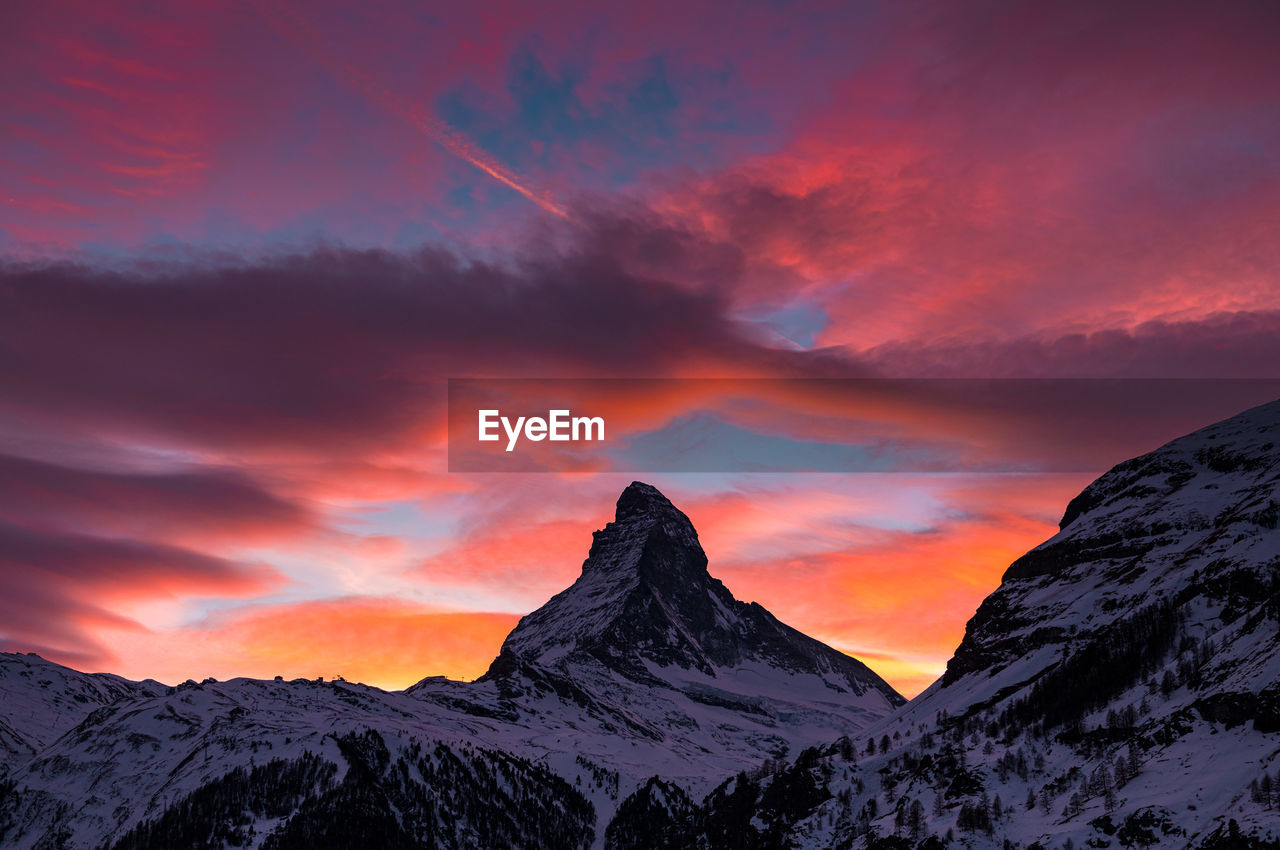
[459,481,903,775]
[499,482,901,704]
[14,387,1278,850]
[0,653,165,774]
[638,398,1280,849]
[933,395,1280,709]
[0,482,901,850]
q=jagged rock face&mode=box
[0,481,903,850]
[497,482,903,704]
[7,407,1280,850]
[944,399,1280,688]
[499,482,710,668]
[653,400,1280,850]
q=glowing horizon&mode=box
[2,0,1278,702]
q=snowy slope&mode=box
[8,392,1279,850]
[646,399,1280,849]
[0,653,165,774]
[0,482,901,850]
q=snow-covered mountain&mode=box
[634,399,1280,848]
[482,481,902,747]
[6,395,1280,849]
[500,482,900,701]
[0,653,165,774]
[0,482,901,850]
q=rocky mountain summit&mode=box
[621,399,1280,849]
[497,481,901,701]
[0,482,900,850]
[3,398,1279,849]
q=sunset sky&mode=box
[2,0,1278,698]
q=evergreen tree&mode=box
[1064,791,1084,819]
[908,799,926,843]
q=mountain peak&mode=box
[616,480,673,517]
[493,482,903,706]
[499,481,709,664]
[578,481,704,583]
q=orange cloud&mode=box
[30,470,1087,699]
[104,598,520,689]
[419,515,600,605]
[392,473,1089,699]
[696,474,1087,697]
[0,521,284,673]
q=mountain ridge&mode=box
[493,481,902,705]
[4,401,1280,848]
[627,398,1280,849]
[0,482,902,850]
